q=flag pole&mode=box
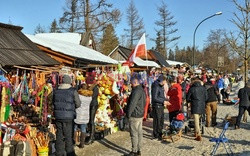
[145,33,148,70]
[146,50,148,70]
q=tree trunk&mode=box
[85,0,90,33]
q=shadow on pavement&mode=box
[97,138,130,154]
[177,145,194,150]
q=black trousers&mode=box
[55,120,75,156]
[236,106,250,127]
[152,106,164,138]
[169,110,179,124]
[89,106,98,136]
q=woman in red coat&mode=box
[167,76,183,123]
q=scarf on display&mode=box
[13,72,30,104]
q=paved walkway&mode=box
[75,83,250,156]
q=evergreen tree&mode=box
[155,1,180,57]
[155,31,165,57]
[101,24,119,55]
[50,19,61,33]
[168,49,175,60]
[124,0,145,48]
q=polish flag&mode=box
[128,33,147,63]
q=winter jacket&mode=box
[187,81,208,114]
[90,85,99,108]
[151,81,167,106]
[127,85,146,118]
[180,81,187,100]
[238,87,250,107]
[217,78,224,89]
[74,95,92,124]
[205,82,220,103]
[53,84,81,120]
[167,83,183,113]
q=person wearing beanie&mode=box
[204,80,220,127]
[151,74,171,140]
[53,74,81,156]
[235,80,250,129]
[187,78,208,141]
[167,76,183,123]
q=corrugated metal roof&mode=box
[150,50,170,67]
[0,23,58,66]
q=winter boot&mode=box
[195,135,202,141]
[79,132,86,148]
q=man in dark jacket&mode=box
[151,75,170,140]
[53,75,81,156]
[187,78,208,141]
[235,80,250,129]
[126,77,146,156]
[204,81,220,127]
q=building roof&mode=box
[109,45,160,67]
[26,33,118,64]
[166,60,185,66]
[150,50,170,67]
[0,23,58,66]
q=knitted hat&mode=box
[157,74,165,82]
[62,75,72,84]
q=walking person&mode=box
[204,80,220,127]
[235,80,250,129]
[151,75,170,140]
[217,75,224,103]
[53,75,81,156]
[126,77,146,156]
[74,84,92,148]
[187,78,208,141]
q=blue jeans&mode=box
[74,124,87,133]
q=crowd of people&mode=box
[52,69,249,156]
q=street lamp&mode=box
[192,11,222,70]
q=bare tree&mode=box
[79,0,121,34]
[154,0,180,57]
[203,29,231,72]
[34,24,46,34]
[59,0,82,32]
[226,0,249,83]
[124,0,145,49]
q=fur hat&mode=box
[62,75,72,84]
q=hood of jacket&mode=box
[192,81,202,87]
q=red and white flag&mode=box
[128,33,147,63]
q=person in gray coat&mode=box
[74,84,92,148]
[126,77,146,156]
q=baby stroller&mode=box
[162,112,185,142]
[184,103,205,135]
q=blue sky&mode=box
[0,0,241,51]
